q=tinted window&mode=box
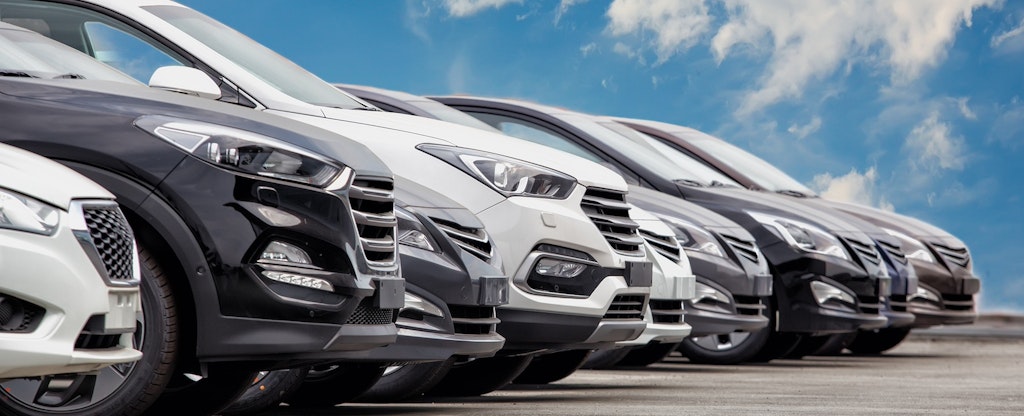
[83,22,181,81]
[464,112,605,164]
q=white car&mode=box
[0,143,140,381]
[4,0,656,395]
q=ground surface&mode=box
[258,334,1024,416]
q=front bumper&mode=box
[907,260,979,327]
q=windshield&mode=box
[573,115,741,187]
[144,5,366,109]
[674,129,815,194]
[413,99,503,133]
[0,26,139,83]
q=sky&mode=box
[179,0,1023,312]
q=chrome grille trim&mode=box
[349,177,397,267]
[603,294,648,320]
[81,204,135,281]
[431,218,494,262]
[933,243,970,268]
[721,234,759,263]
[580,188,644,257]
[639,229,681,263]
[845,237,881,265]
[877,239,907,264]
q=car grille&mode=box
[580,188,644,257]
[933,243,970,268]
[649,299,684,323]
[431,218,493,262]
[346,298,398,325]
[857,295,882,315]
[721,234,760,263]
[844,237,881,265]
[877,239,907,264]
[448,305,499,335]
[889,294,909,312]
[349,177,397,267]
[82,204,135,281]
[639,229,681,263]
[941,294,975,312]
[732,295,767,316]
[603,294,647,320]
[75,333,121,350]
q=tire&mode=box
[426,355,534,397]
[0,245,178,416]
[144,363,259,416]
[356,359,455,402]
[677,328,769,365]
[221,367,310,415]
[513,350,591,385]
[285,363,385,408]
[847,328,911,355]
[581,348,632,369]
[783,334,834,359]
[815,332,857,356]
[616,342,679,367]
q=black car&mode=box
[435,96,893,361]
[336,84,774,365]
[618,118,976,353]
[0,23,403,416]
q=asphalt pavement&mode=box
[258,325,1024,416]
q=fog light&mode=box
[403,292,444,317]
[398,230,435,252]
[693,282,731,305]
[535,258,587,278]
[260,241,312,265]
[262,271,333,292]
[911,286,941,303]
[810,281,855,306]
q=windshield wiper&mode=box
[708,180,736,188]
[673,178,705,188]
[52,73,86,79]
[0,70,37,78]
[776,189,810,198]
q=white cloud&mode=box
[555,0,588,24]
[405,0,433,44]
[612,41,646,64]
[904,112,967,172]
[443,0,523,17]
[606,0,711,64]
[956,97,977,120]
[786,116,822,139]
[991,18,1024,48]
[989,98,1024,149]
[812,167,894,211]
[580,42,598,56]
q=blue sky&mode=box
[180,0,1023,312]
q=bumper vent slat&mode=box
[349,177,397,267]
[649,299,684,323]
[933,244,970,268]
[82,204,135,281]
[889,294,909,312]
[448,305,498,335]
[857,295,883,315]
[721,234,759,264]
[581,188,644,257]
[941,294,975,311]
[639,229,682,263]
[431,218,494,262]
[731,295,766,316]
[604,294,647,320]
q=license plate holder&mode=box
[624,261,653,287]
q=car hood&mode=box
[0,79,393,179]
[814,197,966,246]
[627,186,752,239]
[0,143,111,209]
[318,107,628,192]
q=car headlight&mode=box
[882,228,936,263]
[748,211,849,260]
[653,213,725,258]
[418,144,577,199]
[395,206,439,252]
[0,188,60,236]
[135,115,344,188]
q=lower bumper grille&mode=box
[857,295,882,315]
[75,333,121,350]
[604,295,647,320]
[941,293,975,311]
[732,295,767,316]
[889,294,909,312]
[346,299,398,325]
[449,305,499,335]
[649,299,684,323]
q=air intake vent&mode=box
[877,239,907,264]
[639,229,681,263]
[580,188,644,257]
[448,305,500,335]
[721,234,759,263]
[844,237,881,265]
[82,204,135,281]
[346,298,398,325]
[941,293,975,311]
[649,299,684,323]
[857,295,882,315]
[349,177,397,267]
[933,244,970,268]
[603,294,647,320]
[732,295,766,316]
[431,218,493,262]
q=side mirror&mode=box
[148,66,221,100]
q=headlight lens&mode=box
[748,211,849,260]
[395,206,439,252]
[135,115,343,187]
[0,188,60,235]
[882,228,935,263]
[418,144,577,199]
[653,213,725,258]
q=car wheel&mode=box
[616,342,680,367]
[144,363,259,416]
[581,347,632,369]
[846,328,911,355]
[426,355,534,397]
[285,364,385,408]
[220,367,310,415]
[677,328,769,365]
[0,245,177,416]
[513,349,591,385]
[356,358,455,402]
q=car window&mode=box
[83,21,182,82]
[462,111,606,164]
